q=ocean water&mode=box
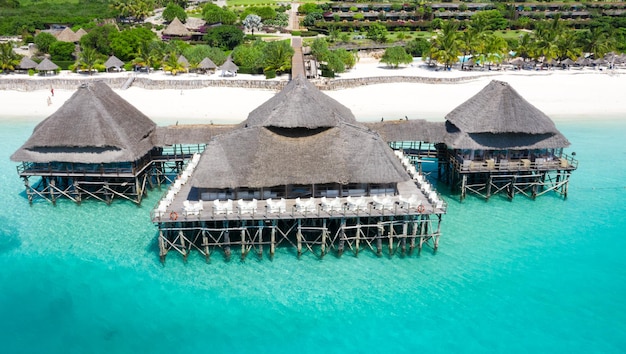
[0,117,625,354]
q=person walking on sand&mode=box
[51,87,54,96]
[47,96,52,106]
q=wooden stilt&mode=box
[321,219,327,257]
[296,219,302,257]
[241,220,247,261]
[270,220,276,259]
[338,218,346,257]
[376,222,382,257]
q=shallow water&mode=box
[0,117,625,353]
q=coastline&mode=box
[1,59,624,125]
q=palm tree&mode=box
[78,46,99,75]
[430,21,461,70]
[515,32,535,62]
[163,52,185,75]
[459,26,480,70]
[580,27,615,59]
[555,29,581,62]
[483,34,507,69]
[133,40,162,73]
[0,42,20,74]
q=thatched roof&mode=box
[154,124,236,146]
[364,119,446,143]
[443,80,569,149]
[55,27,78,42]
[190,124,410,189]
[445,80,559,135]
[163,17,190,36]
[190,76,410,189]
[104,55,124,69]
[242,75,356,129]
[75,28,88,40]
[18,57,38,70]
[218,57,238,72]
[35,58,59,71]
[177,55,190,68]
[198,57,217,69]
[11,82,157,163]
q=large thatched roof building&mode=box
[11,81,156,164]
[190,76,410,196]
[442,80,570,150]
[162,17,191,40]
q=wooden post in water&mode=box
[338,218,346,257]
[270,220,276,259]
[159,229,167,264]
[202,228,210,263]
[223,221,231,260]
[321,219,327,258]
[241,220,247,261]
[296,219,303,258]
[401,219,408,255]
[388,219,394,256]
[376,221,383,256]
[257,220,264,259]
[355,217,361,256]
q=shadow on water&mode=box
[0,216,21,255]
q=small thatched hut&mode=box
[177,55,190,70]
[55,27,78,42]
[197,57,217,74]
[218,57,238,77]
[162,17,191,40]
[104,55,125,72]
[35,58,59,75]
[11,81,158,204]
[17,57,38,72]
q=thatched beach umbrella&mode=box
[575,57,591,66]
[561,58,574,66]
[35,58,59,75]
[104,55,125,72]
[442,80,570,150]
[11,82,157,164]
[18,57,38,70]
[509,57,524,66]
[218,57,238,76]
[198,57,217,73]
[177,55,190,69]
[74,28,88,41]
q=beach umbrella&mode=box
[18,57,38,70]
[219,57,239,77]
[198,57,217,73]
[177,55,190,69]
[35,58,59,75]
[592,57,606,66]
[509,57,524,66]
[575,57,591,66]
[561,58,574,66]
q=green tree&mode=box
[381,46,413,68]
[163,3,187,23]
[34,32,57,54]
[298,3,322,15]
[202,3,237,25]
[482,34,507,69]
[405,38,430,57]
[579,27,615,59]
[133,40,163,72]
[243,14,262,36]
[80,24,117,55]
[262,40,293,73]
[232,41,265,71]
[302,12,323,27]
[310,38,329,61]
[49,41,75,61]
[110,27,156,62]
[515,32,534,61]
[367,23,388,43]
[335,48,357,70]
[470,9,508,31]
[430,21,461,69]
[0,42,20,73]
[183,45,226,66]
[204,25,244,50]
[77,45,99,75]
[162,51,186,75]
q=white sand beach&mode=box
[1,58,625,125]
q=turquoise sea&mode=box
[0,116,625,353]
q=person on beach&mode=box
[47,96,52,106]
[51,87,54,96]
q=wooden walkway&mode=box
[291,37,306,78]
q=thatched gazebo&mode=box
[104,55,125,72]
[197,57,217,74]
[17,57,38,73]
[11,81,159,204]
[218,57,238,77]
[35,58,59,75]
[177,55,190,71]
[441,80,576,200]
[74,28,88,41]
[162,17,191,40]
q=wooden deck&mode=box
[152,179,446,223]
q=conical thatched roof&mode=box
[104,55,124,69]
[18,57,38,70]
[56,27,78,42]
[35,58,59,71]
[443,80,569,149]
[74,28,88,40]
[191,124,409,189]
[445,80,559,135]
[198,57,217,69]
[190,77,411,190]
[561,58,574,65]
[242,75,356,129]
[163,17,190,36]
[177,55,190,68]
[11,82,156,163]
[218,57,238,72]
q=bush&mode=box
[28,69,35,76]
[291,30,301,36]
[264,69,276,79]
[321,68,334,78]
[238,66,263,75]
[300,30,319,37]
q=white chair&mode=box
[237,199,258,214]
[296,197,316,213]
[399,194,418,208]
[266,198,286,213]
[213,199,233,215]
[373,196,394,210]
[321,197,342,212]
[346,196,367,211]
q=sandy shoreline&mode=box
[1,60,624,126]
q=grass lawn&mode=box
[227,0,321,6]
[18,0,80,5]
